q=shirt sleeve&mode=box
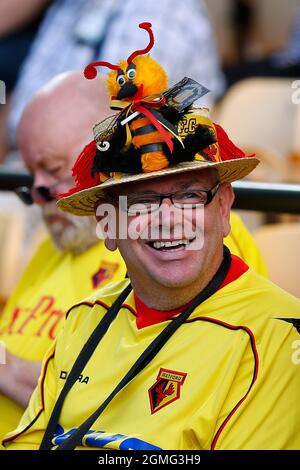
[213,318,300,449]
[2,340,58,450]
[225,212,268,277]
[1,298,105,450]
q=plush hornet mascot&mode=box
[67,22,245,195]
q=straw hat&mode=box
[57,106,259,216]
[57,23,259,216]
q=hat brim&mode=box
[57,157,259,216]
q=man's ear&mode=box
[95,202,117,251]
[218,183,235,237]
[104,237,118,251]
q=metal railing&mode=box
[1,168,300,214]
[232,181,300,214]
[0,168,33,191]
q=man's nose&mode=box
[158,198,177,224]
[32,186,55,205]
[160,197,173,209]
[33,170,55,188]
[31,172,55,206]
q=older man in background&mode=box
[0,71,127,446]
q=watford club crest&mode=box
[91,261,119,289]
[148,368,187,414]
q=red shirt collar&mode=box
[134,254,249,329]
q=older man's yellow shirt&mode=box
[0,238,126,445]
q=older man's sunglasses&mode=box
[15,176,75,205]
[15,186,55,205]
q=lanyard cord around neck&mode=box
[40,246,231,450]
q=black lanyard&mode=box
[40,246,231,450]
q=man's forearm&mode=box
[0,351,41,408]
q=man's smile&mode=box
[146,238,196,251]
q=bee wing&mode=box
[93,114,119,145]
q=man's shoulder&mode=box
[30,237,111,265]
[220,265,300,309]
[245,270,300,341]
[21,236,62,275]
[54,279,131,355]
[242,267,300,309]
[201,266,300,342]
[25,236,56,263]
[65,279,131,321]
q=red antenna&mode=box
[127,22,154,64]
[84,61,119,80]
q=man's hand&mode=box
[0,350,41,408]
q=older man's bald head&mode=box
[18,71,110,177]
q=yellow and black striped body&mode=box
[130,116,171,172]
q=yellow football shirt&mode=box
[0,238,126,445]
[4,256,299,450]
[0,212,267,447]
[226,212,267,277]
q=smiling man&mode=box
[3,71,300,450]
[99,168,230,311]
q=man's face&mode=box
[42,200,98,254]
[19,113,98,254]
[17,72,113,254]
[101,169,234,290]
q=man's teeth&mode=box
[152,240,190,249]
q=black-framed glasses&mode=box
[121,182,220,215]
[15,176,75,206]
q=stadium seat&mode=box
[0,208,24,304]
[205,0,299,61]
[0,191,45,305]
[254,222,300,297]
[289,102,300,182]
[216,78,297,182]
[254,0,299,54]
